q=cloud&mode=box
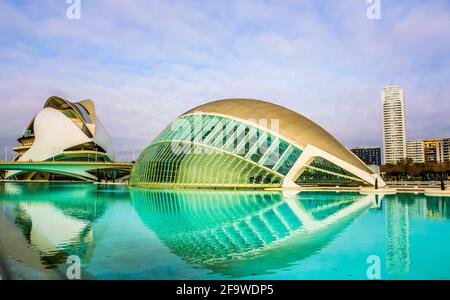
[0,0,449,160]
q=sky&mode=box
[0,0,449,161]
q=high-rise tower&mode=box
[381,85,407,164]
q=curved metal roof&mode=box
[44,96,96,137]
[44,96,95,124]
[182,98,372,173]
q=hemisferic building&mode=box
[130,98,385,189]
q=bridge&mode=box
[0,161,133,182]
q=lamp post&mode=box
[4,146,7,162]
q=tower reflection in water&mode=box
[384,193,450,275]
[385,195,410,274]
[130,189,375,277]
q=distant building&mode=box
[424,139,444,163]
[350,147,381,166]
[381,85,407,164]
[443,138,450,162]
[406,140,425,163]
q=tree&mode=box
[381,160,450,182]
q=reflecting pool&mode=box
[1,183,450,279]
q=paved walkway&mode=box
[266,186,450,196]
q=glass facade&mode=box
[130,114,302,188]
[296,157,364,186]
[130,113,369,188]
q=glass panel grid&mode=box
[130,113,308,187]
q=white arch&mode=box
[282,145,386,188]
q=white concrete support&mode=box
[282,144,386,188]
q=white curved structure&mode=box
[7,96,115,180]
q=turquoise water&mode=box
[0,183,449,280]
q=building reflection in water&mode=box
[0,183,128,270]
[1,182,449,278]
[130,189,376,277]
[385,195,410,274]
[383,193,450,275]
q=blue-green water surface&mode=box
[0,183,449,280]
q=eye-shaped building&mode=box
[7,96,116,181]
[130,98,385,189]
